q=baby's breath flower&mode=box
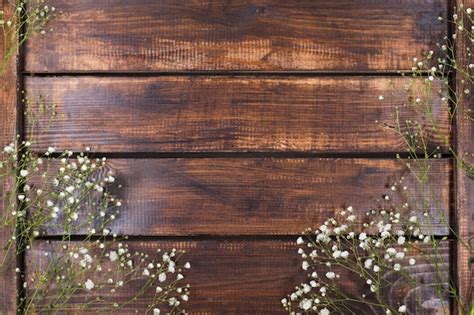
[84,279,94,290]
[325,271,335,279]
[319,308,330,315]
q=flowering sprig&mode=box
[1,139,192,312]
[24,241,191,314]
[0,142,121,254]
[1,0,55,74]
[285,6,474,314]
[283,202,449,315]
[380,5,473,180]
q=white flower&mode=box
[156,286,163,293]
[65,186,75,193]
[395,252,405,259]
[3,145,14,153]
[158,273,167,282]
[184,262,191,269]
[153,308,160,315]
[168,261,176,273]
[378,95,384,101]
[299,299,312,310]
[394,263,401,271]
[168,297,178,306]
[84,279,94,290]
[176,273,184,280]
[358,233,367,241]
[346,215,356,222]
[373,265,380,272]
[79,247,88,254]
[467,8,472,14]
[364,259,373,269]
[302,261,309,270]
[70,212,78,221]
[397,236,406,245]
[319,308,330,315]
[398,305,407,313]
[18,195,25,201]
[409,216,417,223]
[325,271,335,279]
[20,170,28,177]
[340,251,349,259]
[142,268,150,276]
[386,248,397,256]
[109,251,118,262]
[296,237,304,245]
[409,258,416,265]
[47,146,55,154]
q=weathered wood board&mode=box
[24,0,447,72]
[0,1,17,313]
[455,0,474,310]
[26,240,450,314]
[34,158,451,237]
[25,76,449,153]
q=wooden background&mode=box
[1,0,473,314]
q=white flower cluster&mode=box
[0,0,55,35]
[1,144,121,243]
[283,197,444,314]
[2,142,192,312]
[27,241,191,313]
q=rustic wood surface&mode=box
[26,240,450,314]
[24,0,447,72]
[36,158,452,237]
[0,1,17,313]
[455,0,474,311]
[9,0,462,313]
[25,76,450,153]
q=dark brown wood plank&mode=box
[24,0,447,72]
[38,158,451,236]
[24,76,450,153]
[454,1,474,311]
[25,240,451,314]
[0,1,17,313]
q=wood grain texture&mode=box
[26,240,450,314]
[454,1,474,311]
[38,158,451,236]
[24,76,450,153]
[0,1,17,313]
[24,0,447,72]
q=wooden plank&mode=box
[24,0,447,73]
[37,158,451,236]
[24,76,450,153]
[25,240,450,314]
[0,0,17,313]
[454,1,474,312]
